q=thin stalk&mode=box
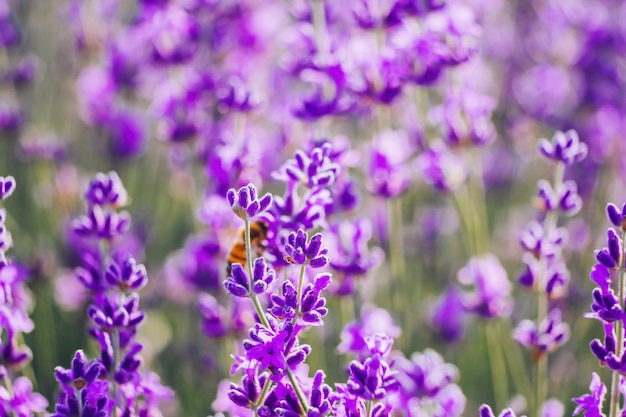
[486,321,508,411]
[245,218,271,329]
[254,378,274,417]
[608,230,626,417]
[296,263,307,315]
[535,162,565,415]
[366,400,373,417]
[498,320,533,404]
[287,367,310,415]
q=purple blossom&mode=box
[54,350,103,392]
[0,376,48,417]
[198,293,228,339]
[538,130,587,166]
[142,4,199,64]
[284,229,329,267]
[338,306,401,358]
[227,183,273,220]
[606,203,626,231]
[594,228,622,270]
[104,257,147,292]
[87,293,145,331]
[0,176,15,200]
[416,143,468,192]
[368,130,413,198]
[273,143,340,189]
[84,171,128,208]
[345,333,399,401]
[76,66,117,126]
[224,257,276,298]
[513,308,570,360]
[216,75,259,113]
[72,205,131,241]
[430,285,466,343]
[572,372,606,417]
[585,264,622,323]
[458,253,512,319]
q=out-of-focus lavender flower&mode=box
[513,308,570,360]
[338,305,401,358]
[77,66,117,126]
[416,143,468,192]
[0,102,23,131]
[227,183,273,220]
[3,55,38,87]
[216,75,259,113]
[540,398,564,417]
[326,218,384,295]
[88,293,145,331]
[539,130,588,166]
[394,348,466,417]
[431,88,496,148]
[198,293,228,338]
[572,372,606,417]
[368,129,413,198]
[108,109,146,158]
[430,285,465,343]
[273,143,340,189]
[72,205,131,241]
[0,175,15,200]
[0,376,48,416]
[458,253,512,319]
[142,4,199,64]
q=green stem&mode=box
[498,320,533,405]
[254,378,273,417]
[366,400,373,417]
[296,263,307,315]
[244,218,271,329]
[536,161,565,415]
[609,230,626,417]
[486,321,508,411]
[287,367,309,415]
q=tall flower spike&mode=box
[85,171,128,208]
[227,183,273,220]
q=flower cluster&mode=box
[53,172,172,416]
[0,176,47,416]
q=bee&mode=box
[226,221,269,276]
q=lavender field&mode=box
[0,0,624,416]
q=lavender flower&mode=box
[539,130,588,166]
[224,257,276,298]
[572,373,606,417]
[0,176,15,200]
[607,203,626,231]
[458,253,512,319]
[513,308,570,360]
[273,143,340,189]
[480,405,526,417]
[84,171,128,208]
[227,183,273,220]
[416,143,468,192]
[284,229,329,267]
[0,376,47,416]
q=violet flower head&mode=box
[216,75,259,113]
[299,273,332,326]
[0,176,15,200]
[606,203,626,231]
[87,293,145,331]
[416,143,468,192]
[224,257,275,298]
[0,376,47,416]
[143,4,199,64]
[227,183,273,220]
[338,305,401,358]
[394,348,465,417]
[585,264,623,323]
[538,130,587,166]
[54,350,102,392]
[572,372,606,417]
[458,253,512,319]
[535,180,582,216]
[284,229,329,267]
[104,257,147,292]
[198,293,228,339]
[513,308,570,360]
[368,129,413,198]
[72,205,131,241]
[430,285,465,343]
[273,143,340,189]
[594,228,622,270]
[346,333,399,401]
[85,171,128,208]
[227,371,267,408]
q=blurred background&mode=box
[1,0,625,415]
